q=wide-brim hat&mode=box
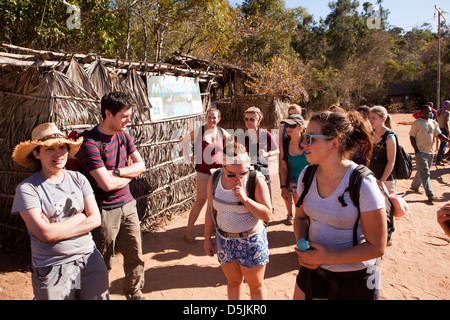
[12,123,83,169]
[281,114,305,127]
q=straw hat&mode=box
[12,123,83,169]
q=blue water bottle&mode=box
[297,238,311,252]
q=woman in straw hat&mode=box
[11,123,109,300]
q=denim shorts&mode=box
[215,228,269,268]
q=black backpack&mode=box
[374,131,412,180]
[66,128,126,172]
[296,164,395,245]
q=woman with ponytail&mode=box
[368,106,397,194]
[293,111,386,300]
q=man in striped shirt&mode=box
[77,92,146,300]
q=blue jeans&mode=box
[411,152,434,198]
[436,128,448,162]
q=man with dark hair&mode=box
[410,105,450,203]
[77,91,146,300]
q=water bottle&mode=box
[297,238,311,252]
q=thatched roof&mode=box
[0,44,234,250]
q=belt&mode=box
[217,223,264,238]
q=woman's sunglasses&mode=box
[285,123,299,129]
[244,117,257,122]
[303,133,335,145]
[225,170,249,178]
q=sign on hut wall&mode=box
[147,76,203,120]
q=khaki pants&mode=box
[93,199,145,297]
[31,249,109,300]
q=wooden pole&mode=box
[435,5,446,110]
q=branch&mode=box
[58,0,139,16]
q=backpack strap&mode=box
[295,164,318,208]
[209,168,223,230]
[337,165,373,246]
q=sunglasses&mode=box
[285,123,299,129]
[303,133,335,145]
[244,117,257,122]
[225,170,249,178]
[38,133,65,142]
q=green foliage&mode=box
[1,0,449,109]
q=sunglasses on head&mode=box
[225,170,249,178]
[303,133,335,145]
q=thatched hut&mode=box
[0,44,247,250]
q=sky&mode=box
[228,0,449,31]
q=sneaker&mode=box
[409,187,423,194]
[286,215,293,225]
[428,196,439,203]
[125,290,146,300]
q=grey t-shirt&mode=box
[296,162,386,272]
[12,170,95,267]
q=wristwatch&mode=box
[114,168,121,177]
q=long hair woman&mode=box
[293,111,386,300]
[180,107,231,243]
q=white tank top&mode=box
[213,172,263,233]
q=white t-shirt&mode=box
[296,162,386,272]
[409,118,441,154]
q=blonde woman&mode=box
[11,123,109,300]
[204,141,272,300]
[368,106,397,194]
[242,107,279,198]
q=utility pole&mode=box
[435,5,446,110]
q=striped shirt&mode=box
[76,125,137,209]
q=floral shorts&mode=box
[215,228,269,268]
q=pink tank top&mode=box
[195,126,223,175]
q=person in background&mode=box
[242,107,279,199]
[204,141,272,300]
[352,106,372,166]
[279,114,309,224]
[278,104,303,224]
[368,106,397,194]
[76,92,146,300]
[293,111,384,300]
[437,202,450,238]
[180,107,231,243]
[435,100,450,165]
[409,105,450,203]
[11,122,109,300]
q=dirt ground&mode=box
[0,113,449,300]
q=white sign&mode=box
[147,76,203,120]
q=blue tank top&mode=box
[288,152,309,184]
